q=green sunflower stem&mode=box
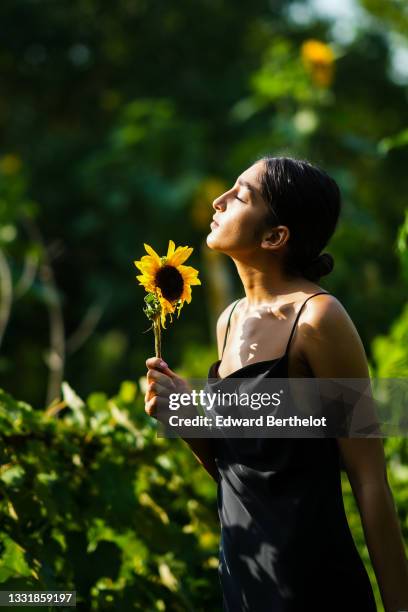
[154,314,162,359]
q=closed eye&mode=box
[235,195,246,202]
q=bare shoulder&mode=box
[298,293,358,335]
[298,294,387,485]
[296,293,369,378]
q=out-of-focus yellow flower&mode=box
[301,39,335,87]
[0,154,22,175]
[134,240,201,329]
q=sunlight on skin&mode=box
[236,304,289,365]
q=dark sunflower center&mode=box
[155,265,184,301]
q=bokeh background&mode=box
[0,0,407,610]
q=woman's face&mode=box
[206,160,273,255]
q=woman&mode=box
[145,156,408,611]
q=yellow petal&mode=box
[178,265,201,286]
[157,289,177,329]
[139,254,156,263]
[140,282,156,292]
[181,284,192,304]
[144,243,162,266]
[177,263,197,274]
[136,275,155,291]
[134,270,155,283]
[134,254,160,277]
[138,254,158,264]
[168,246,193,267]
[134,261,156,275]
[166,240,176,260]
[161,311,166,328]
[157,289,175,312]
[179,264,200,277]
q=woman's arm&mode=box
[341,439,408,612]
[180,437,219,483]
[146,303,234,484]
[299,294,408,612]
[181,302,233,484]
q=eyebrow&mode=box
[237,178,258,196]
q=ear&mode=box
[260,226,290,251]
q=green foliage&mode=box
[396,209,408,285]
[378,127,408,155]
[0,383,220,611]
[371,302,408,378]
[143,293,161,323]
[360,0,408,38]
[2,376,408,610]
[249,37,332,106]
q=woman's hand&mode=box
[145,357,192,421]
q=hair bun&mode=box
[302,252,334,281]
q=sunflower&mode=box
[134,240,201,329]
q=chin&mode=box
[205,233,217,249]
[206,231,223,251]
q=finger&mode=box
[145,396,157,418]
[145,357,178,379]
[144,379,166,402]
[145,386,155,403]
[147,380,174,399]
[146,357,169,372]
[146,369,176,391]
[146,370,177,393]
[145,395,169,418]
[145,380,166,402]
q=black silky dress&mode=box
[206,292,377,612]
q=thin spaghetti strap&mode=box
[221,298,242,359]
[284,291,330,356]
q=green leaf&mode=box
[378,128,408,154]
[0,464,25,488]
[0,535,32,581]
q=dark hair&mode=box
[255,155,341,282]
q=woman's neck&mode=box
[231,256,311,307]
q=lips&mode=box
[211,217,219,227]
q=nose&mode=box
[212,191,227,211]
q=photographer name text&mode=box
[168,414,327,428]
